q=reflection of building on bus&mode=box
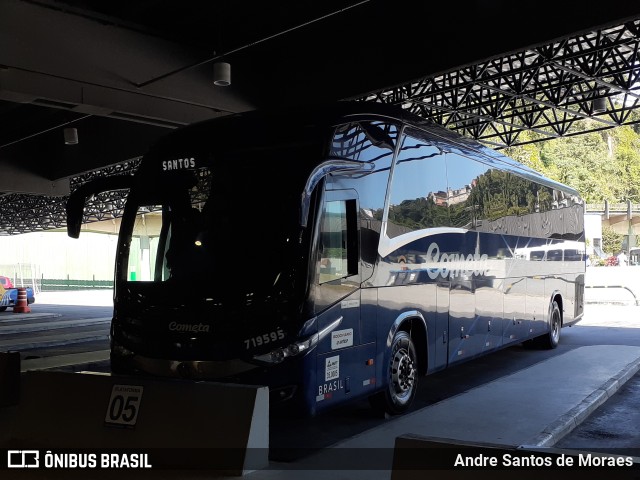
[427,181,477,207]
[66,101,585,418]
[630,247,640,266]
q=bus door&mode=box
[312,189,376,411]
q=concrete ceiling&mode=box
[2,0,640,198]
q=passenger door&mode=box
[313,189,376,410]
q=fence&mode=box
[0,263,114,292]
[40,278,114,291]
[585,265,640,305]
[0,263,41,294]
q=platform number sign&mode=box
[104,384,144,428]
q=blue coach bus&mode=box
[66,101,585,416]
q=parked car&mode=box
[0,275,35,311]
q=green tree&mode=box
[504,130,550,177]
[602,226,624,257]
[502,121,640,204]
[539,128,614,203]
[608,126,640,202]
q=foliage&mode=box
[602,225,624,256]
[503,122,640,204]
[608,126,640,202]
[504,130,549,176]
[388,196,449,231]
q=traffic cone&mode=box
[13,287,31,313]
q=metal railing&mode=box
[40,278,114,291]
[586,202,640,213]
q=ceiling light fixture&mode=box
[213,62,231,87]
[64,127,78,145]
[592,96,607,114]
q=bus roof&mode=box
[144,101,580,198]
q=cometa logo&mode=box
[162,158,196,171]
[168,321,210,333]
[425,242,489,279]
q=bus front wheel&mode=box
[370,330,418,415]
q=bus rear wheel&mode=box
[529,300,561,349]
[370,330,418,415]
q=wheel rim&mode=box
[390,342,416,403]
[551,307,561,343]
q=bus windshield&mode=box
[122,147,316,297]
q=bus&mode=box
[66,101,585,416]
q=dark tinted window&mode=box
[387,130,449,238]
[547,249,563,261]
[446,153,501,230]
[331,121,397,163]
[329,121,397,215]
[530,250,545,261]
[563,249,583,261]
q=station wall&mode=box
[0,231,118,282]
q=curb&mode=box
[0,317,111,335]
[0,313,62,323]
[21,349,111,371]
[525,356,640,447]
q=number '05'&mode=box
[108,395,138,422]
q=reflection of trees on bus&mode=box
[459,170,555,225]
[382,168,566,234]
[387,196,449,233]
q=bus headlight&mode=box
[253,335,318,364]
[111,341,134,358]
[252,316,343,364]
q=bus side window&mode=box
[319,198,358,284]
[547,249,563,261]
[530,250,545,261]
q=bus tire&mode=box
[370,330,418,415]
[0,306,6,312]
[530,300,561,349]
